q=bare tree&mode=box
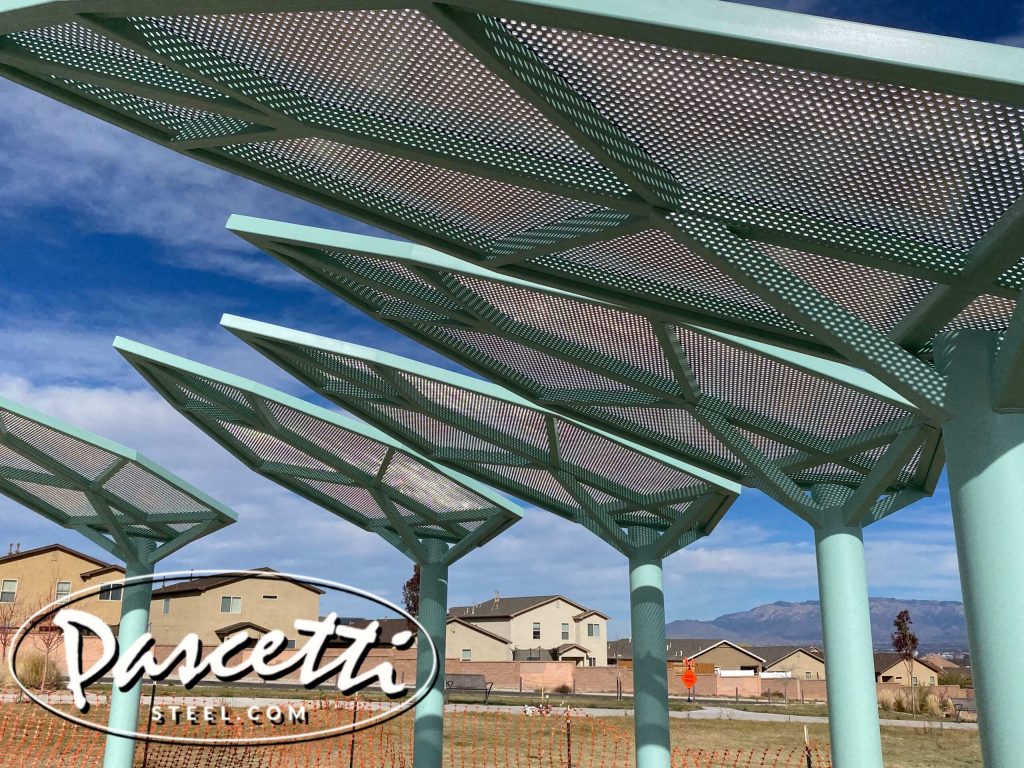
[0,599,25,666]
[891,609,919,713]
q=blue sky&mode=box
[0,0,1017,640]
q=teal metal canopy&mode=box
[221,314,740,559]
[113,337,521,566]
[0,393,236,564]
[0,0,1021,382]
[225,216,943,529]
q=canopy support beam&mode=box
[103,545,155,768]
[628,537,670,768]
[809,485,883,768]
[936,329,1024,768]
[413,542,449,768]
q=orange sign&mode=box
[681,669,697,689]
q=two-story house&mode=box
[0,543,127,628]
[149,568,322,646]
[449,595,608,666]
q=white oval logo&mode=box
[8,570,437,745]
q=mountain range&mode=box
[666,598,968,650]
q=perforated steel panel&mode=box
[113,338,521,564]
[0,395,235,564]
[228,219,944,519]
[223,316,739,557]
[1,1,1021,357]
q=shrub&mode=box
[877,690,896,712]
[16,652,62,690]
[553,684,572,695]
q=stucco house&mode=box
[608,638,765,674]
[874,652,944,686]
[149,568,322,646]
[749,646,826,680]
[0,543,127,628]
[449,595,608,665]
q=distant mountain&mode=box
[665,598,968,650]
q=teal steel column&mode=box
[413,545,448,768]
[811,485,883,768]
[937,330,1024,768]
[103,555,154,768]
[628,549,670,768]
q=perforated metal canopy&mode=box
[1,0,1022,401]
[113,337,521,565]
[221,315,740,558]
[225,217,944,529]
[0,393,236,564]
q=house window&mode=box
[805,671,812,680]
[587,623,599,637]
[1,579,18,603]
[528,648,540,660]
[532,622,541,640]
[55,581,71,602]
[98,583,122,601]
[461,649,472,661]
[286,640,296,650]
[162,598,171,615]
[263,595,278,600]
[930,676,936,685]
[220,596,242,614]
[561,623,570,641]
[912,676,918,686]
[588,657,596,667]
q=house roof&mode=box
[920,654,961,670]
[338,617,414,646]
[446,617,511,646]
[80,564,126,580]
[0,543,113,570]
[513,647,555,662]
[609,638,766,664]
[873,652,944,677]
[449,595,590,619]
[573,609,610,621]
[554,643,591,656]
[151,568,324,597]
[215,621,270,637]
[747,646,824,666]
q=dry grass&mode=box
[0,700,981,767]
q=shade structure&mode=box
[226,216,947,768]
[113,337,522,768]
[0,393,237,768]
[227,217,943,517]
[3,1,1023,764]
[223,314,743,767]
[222,314,740,557]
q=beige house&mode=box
[874,652,943,686]
[149,568,322,646]
[608,638,764,674]
[446,617,512,661]
[0,544,126,627]
[449,595,609,665]
[750,646,826,680]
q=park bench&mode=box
[445,673,494,703]
[952,698,977,723]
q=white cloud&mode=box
[0,82,384,264]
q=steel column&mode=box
[628,549,670,768]
[413,546,448,768]
[937,329,1024,768]
[811,485,883,768]
[102,555,155,768]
